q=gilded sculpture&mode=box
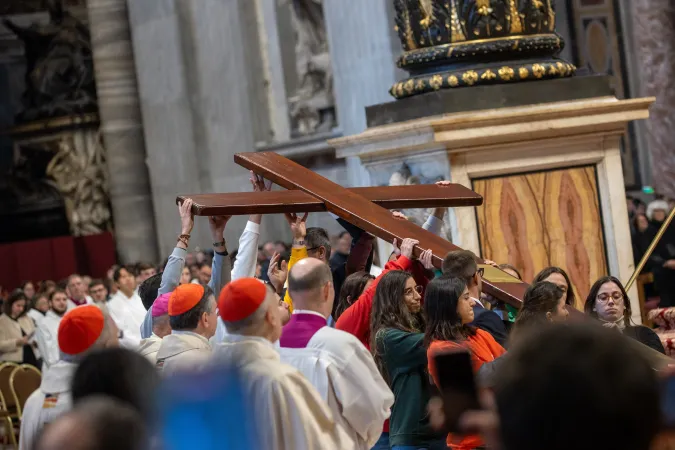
[390,0,576,98]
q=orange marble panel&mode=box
[473,166,608,310]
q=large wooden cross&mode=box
[178,152,527,307]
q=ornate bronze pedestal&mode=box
[390,0,576,98]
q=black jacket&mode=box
[471,305,509,348]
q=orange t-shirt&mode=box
[427,329,506,450]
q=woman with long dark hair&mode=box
[370,270,445,450]
[512,281,569,338]
[425,276,505,450]
[584,276,665,354]
[334,271,374,320]
[533,266,576,307]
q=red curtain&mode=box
[0,232,116,293]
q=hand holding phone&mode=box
[433,349,481,433]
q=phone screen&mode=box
[433,349,481,432]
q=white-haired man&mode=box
[214,278,354,449]
[19,305,120,450]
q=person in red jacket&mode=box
[336,238,432,350]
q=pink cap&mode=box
[152,292,172,317]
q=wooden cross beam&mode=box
[237,152,526,307]
[177,151,527,306]
[178,184,482,216]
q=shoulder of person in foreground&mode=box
[258,366,355,450]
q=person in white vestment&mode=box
[19,305,120,450]
[279,258,394,449]
[138,293,171,364]
[107,266,146,348]
[35,290,69,373]
[27,293,49,324]
[155,284,218,375]
[214,277,354,450]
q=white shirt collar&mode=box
[471,296,484,308]
[292,309,327,319]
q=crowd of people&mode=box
[628,196,675,306]
[0,173,672,450]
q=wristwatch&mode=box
[213,240,226,247]
[293,239,305,246]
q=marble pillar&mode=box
[128,0,263,256]
[87,0,159,263]
[322,0,401,188]
[632,0,675,198]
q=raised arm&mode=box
[232,172,272,279]
[158,198,194,296]
[208,215,232,296]
[282,212,309,312]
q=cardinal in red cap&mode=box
[212,278,354,449]
[154,284,218,375]
[19,305,120,450]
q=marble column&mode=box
[322,0,405,264]
[128,0,262,255]
[322,0,401,188]
[631,0,675,198]
[87,0,159,263]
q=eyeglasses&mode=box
[404,285,423,296]
[473,267,485,278]
[596,292,624,303]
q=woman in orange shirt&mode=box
[425,276,506,450]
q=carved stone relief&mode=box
[285,0,336,137]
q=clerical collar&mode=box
[292,309,327,319]
[70,297,87,306]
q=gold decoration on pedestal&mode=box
[390,0,575,98]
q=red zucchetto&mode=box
[169,284,205,316]
[58,305,105,355]
[218,278,267,322]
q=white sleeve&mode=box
[231,221,260,280]
[423,214,444,237]
[35,326,59,369]
[262,374,354,450]
[18,391,42,450]
[330,342,394,447]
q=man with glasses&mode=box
[88,279,109,304]
[442,250,508,346]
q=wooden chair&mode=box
[0,363,19,449]
[0,397,17,449]
[0,362,19,417]
[9,365,41,420]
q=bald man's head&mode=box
[37,397,146,450]
[288,258,334,315]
